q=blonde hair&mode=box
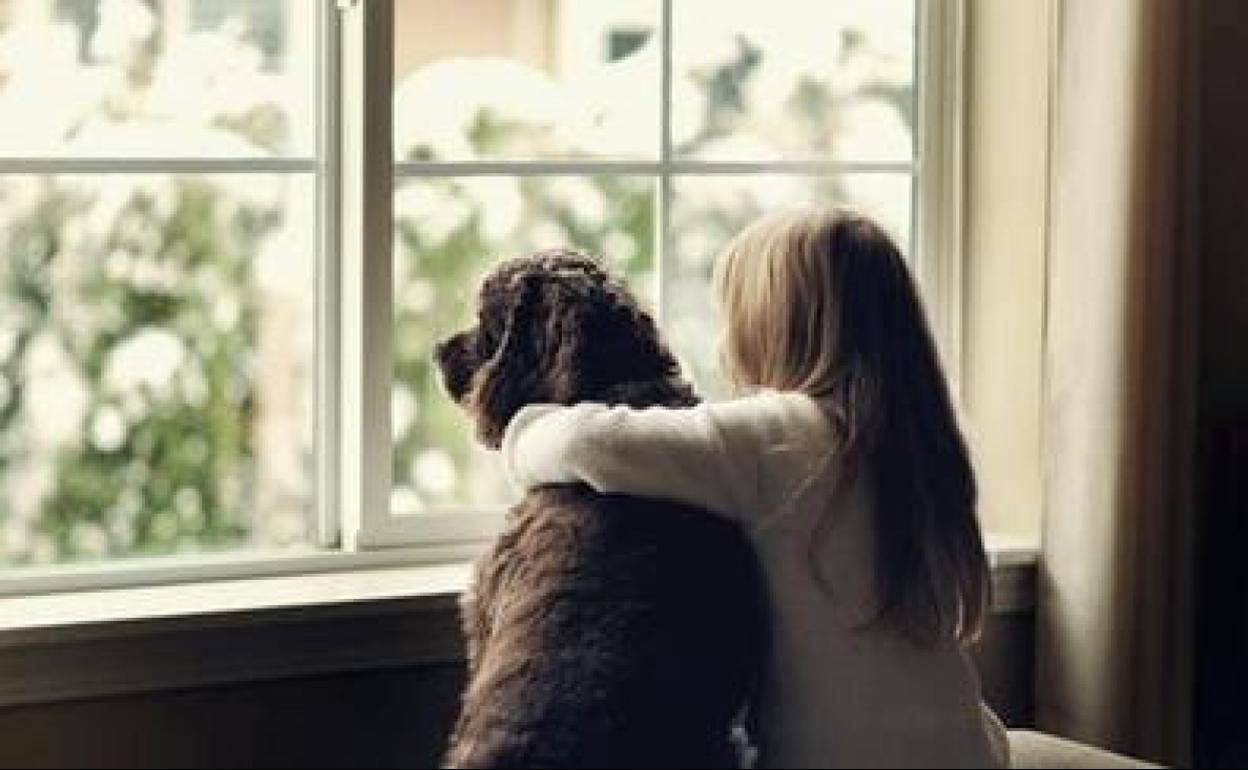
[714,207,846,396]
[713,207,990,644]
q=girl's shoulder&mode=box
[729,388,832,432]
[708,389,836,458]
[714,387,820,415]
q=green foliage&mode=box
[0,7,294,565]
[0,176,281,565]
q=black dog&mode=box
[435,249,764,768]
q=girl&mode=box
[501,207,1008,768]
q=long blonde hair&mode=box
[713,207,989,644]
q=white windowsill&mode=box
[984,532,1041,569]
[0,561,474,640]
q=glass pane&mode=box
[667,173,913,397]
[0,174,315,566]
[672,0,916,162]
[393,0,660,161]
[392,175,655,512]
[0,0,315,157]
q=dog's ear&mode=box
[467,274,592,447]
[597,281,683,384]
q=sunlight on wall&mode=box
[962,0,1053,541]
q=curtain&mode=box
[1037,0,1198,765]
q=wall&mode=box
[1196,0,1248,765]
[1198,0,1248,415]
[0,666,466,770]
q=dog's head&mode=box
[434,248,693,448]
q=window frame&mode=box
[0,0,965,594]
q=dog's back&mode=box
[447,485,763,769]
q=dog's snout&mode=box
[433,337,454,363]
[435,333,472,367]
[434,331,478,404]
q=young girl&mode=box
[501,207,1008,768]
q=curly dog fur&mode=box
[434,249,764,768]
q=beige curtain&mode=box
[1038,0,1197,765]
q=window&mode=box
[0,0,319,567]
[379,0,960,546]
[0,0,961,579]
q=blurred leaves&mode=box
[0,2,297,565]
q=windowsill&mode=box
[0,561,474,640]
[984,533,1040,614]
[984,532,1041,568]
[0,561,475,709]
[1,535,1037,635]
[0,538,1038,709]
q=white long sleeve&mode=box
[501,390,835,523]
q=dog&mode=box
[434,249,765,768]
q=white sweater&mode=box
[502,389,1009,769]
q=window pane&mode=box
[672,0,915,162]
[667,173,913,396]
[393,0,660,161]
[0,0,315,157]
[0,174,315,566]
[392,175,655,513]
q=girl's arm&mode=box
[501,396,778,522]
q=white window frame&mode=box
[0,0,964,595]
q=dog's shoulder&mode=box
[499,486,746,565]
[478,486,759,622]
